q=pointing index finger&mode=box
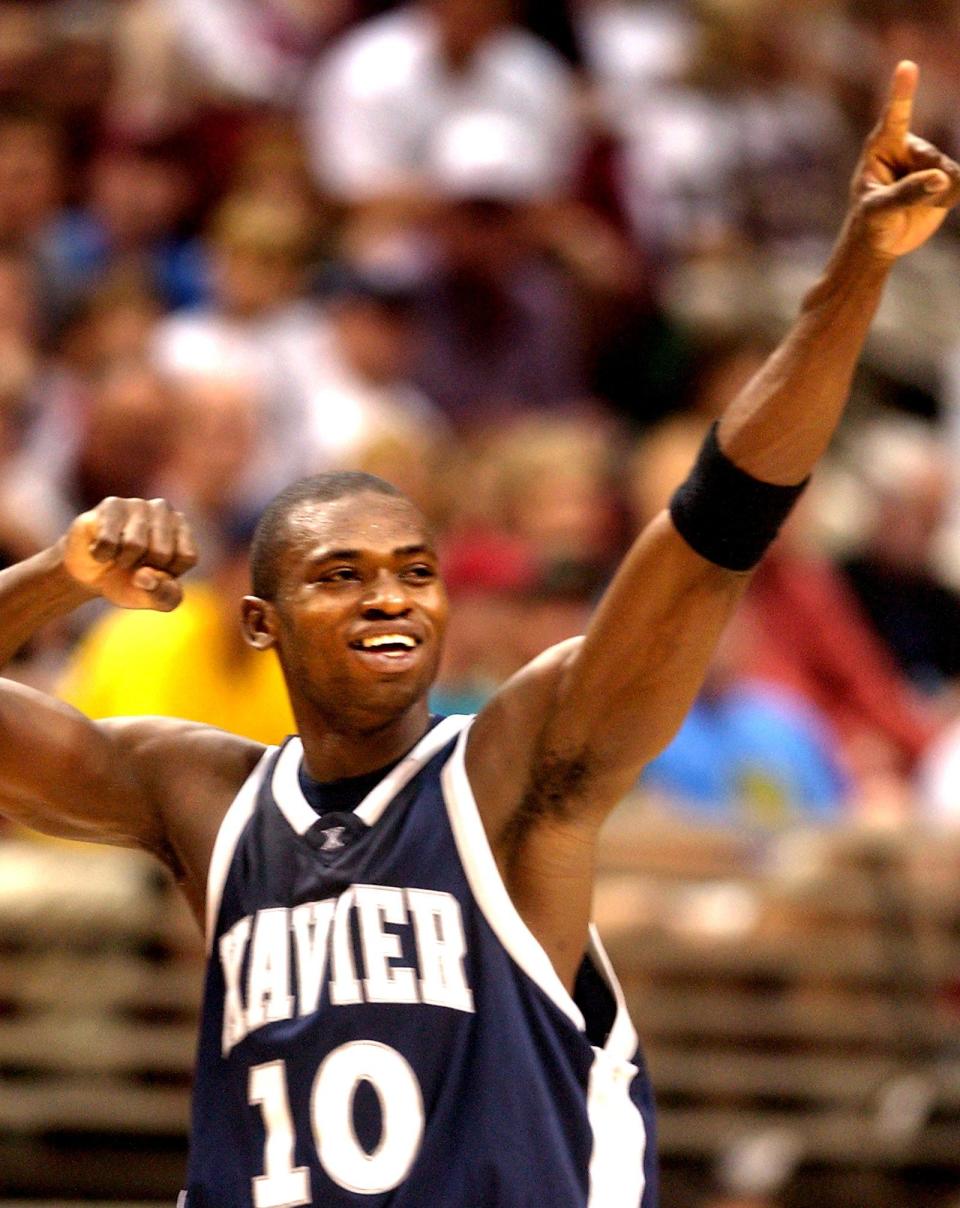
[880,60,918,144]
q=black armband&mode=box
[668,423,808,571]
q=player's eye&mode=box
[318,567,361,584]
[402,564,436,582]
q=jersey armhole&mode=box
[442,722,640,1060]
[204,746,276,953]
[442,722,587,1030]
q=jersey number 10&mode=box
[249,1041,425,1204]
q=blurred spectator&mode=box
[433,563,596,718]
[176,0,355,107]
[743,520,939,810]
[641,612,848,826]
[576,0,694,128]
[497,413,619,575]
[153,190,320,508]
[0,336,41,567]
[444,413,620,586]
[230,115,326,213]
[434,413,614,710]
[626,335,774,520]
[40,138,207,314]
[606,0,853,255]
[57,532,295,744]
[407,110,586,425]
[0,241,42,346]
[57,269,164,377]
[305,0,580,206]
[303,267,446,468]
[18,271,165,498]
[108,0,198,141]
[432,587,528,717]
[108,0,354,149]
[159,372,262,565]
[0,104,63,246]
[4,359,175,548]
[840,419,960,698]
[627,401,940,809]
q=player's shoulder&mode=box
[98,715,267,803]
[98,716,272,908]
[475,637,584,735]
[465,637,584,843]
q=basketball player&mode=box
[0,64,956,1207]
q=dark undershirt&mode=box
[297,715,446,820]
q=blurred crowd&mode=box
[6,0,960,834]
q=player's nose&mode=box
[361,569,411,617]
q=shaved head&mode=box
[250,472,406,600]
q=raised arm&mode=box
[468,62,960,847]
[718,61,957,481]
[0,498,251,874]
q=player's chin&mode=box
[349,678,432,729]
[365,659,438,713]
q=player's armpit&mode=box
[537,514,748,803]
[468,514,749,844]
[466,636,593,849]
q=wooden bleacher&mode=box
[597,813,960,1185]
[0,816,958,1201]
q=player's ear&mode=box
[241,596,278,650]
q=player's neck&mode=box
[297,700,432,783]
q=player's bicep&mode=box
[0,679,162,853]
[468,516,749,839]
[542,514,749,787]
[466,638,584,844]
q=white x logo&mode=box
[320,826,346,851]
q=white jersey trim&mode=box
[587,926,639,1063]
[442,720,648,1204]
[585,929,647,1207]
[585,1039,647,1207]
[204,748,275,954]
[271,715,471,837]
[440,720,586,1031]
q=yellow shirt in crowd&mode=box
[58,585,295,746]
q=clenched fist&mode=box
[62,497,198,612]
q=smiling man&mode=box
[0,63,958,1208]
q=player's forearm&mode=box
[0,542,93,669]
[717,226,892,485]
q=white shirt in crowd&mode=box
[152,300,322,508]
[166,0,350,104]
[304,4,579,201]
[301,348,445,468]
[153,298,445,498]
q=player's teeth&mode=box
[360,634,415,649]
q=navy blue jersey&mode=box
[183,715,657,1207]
